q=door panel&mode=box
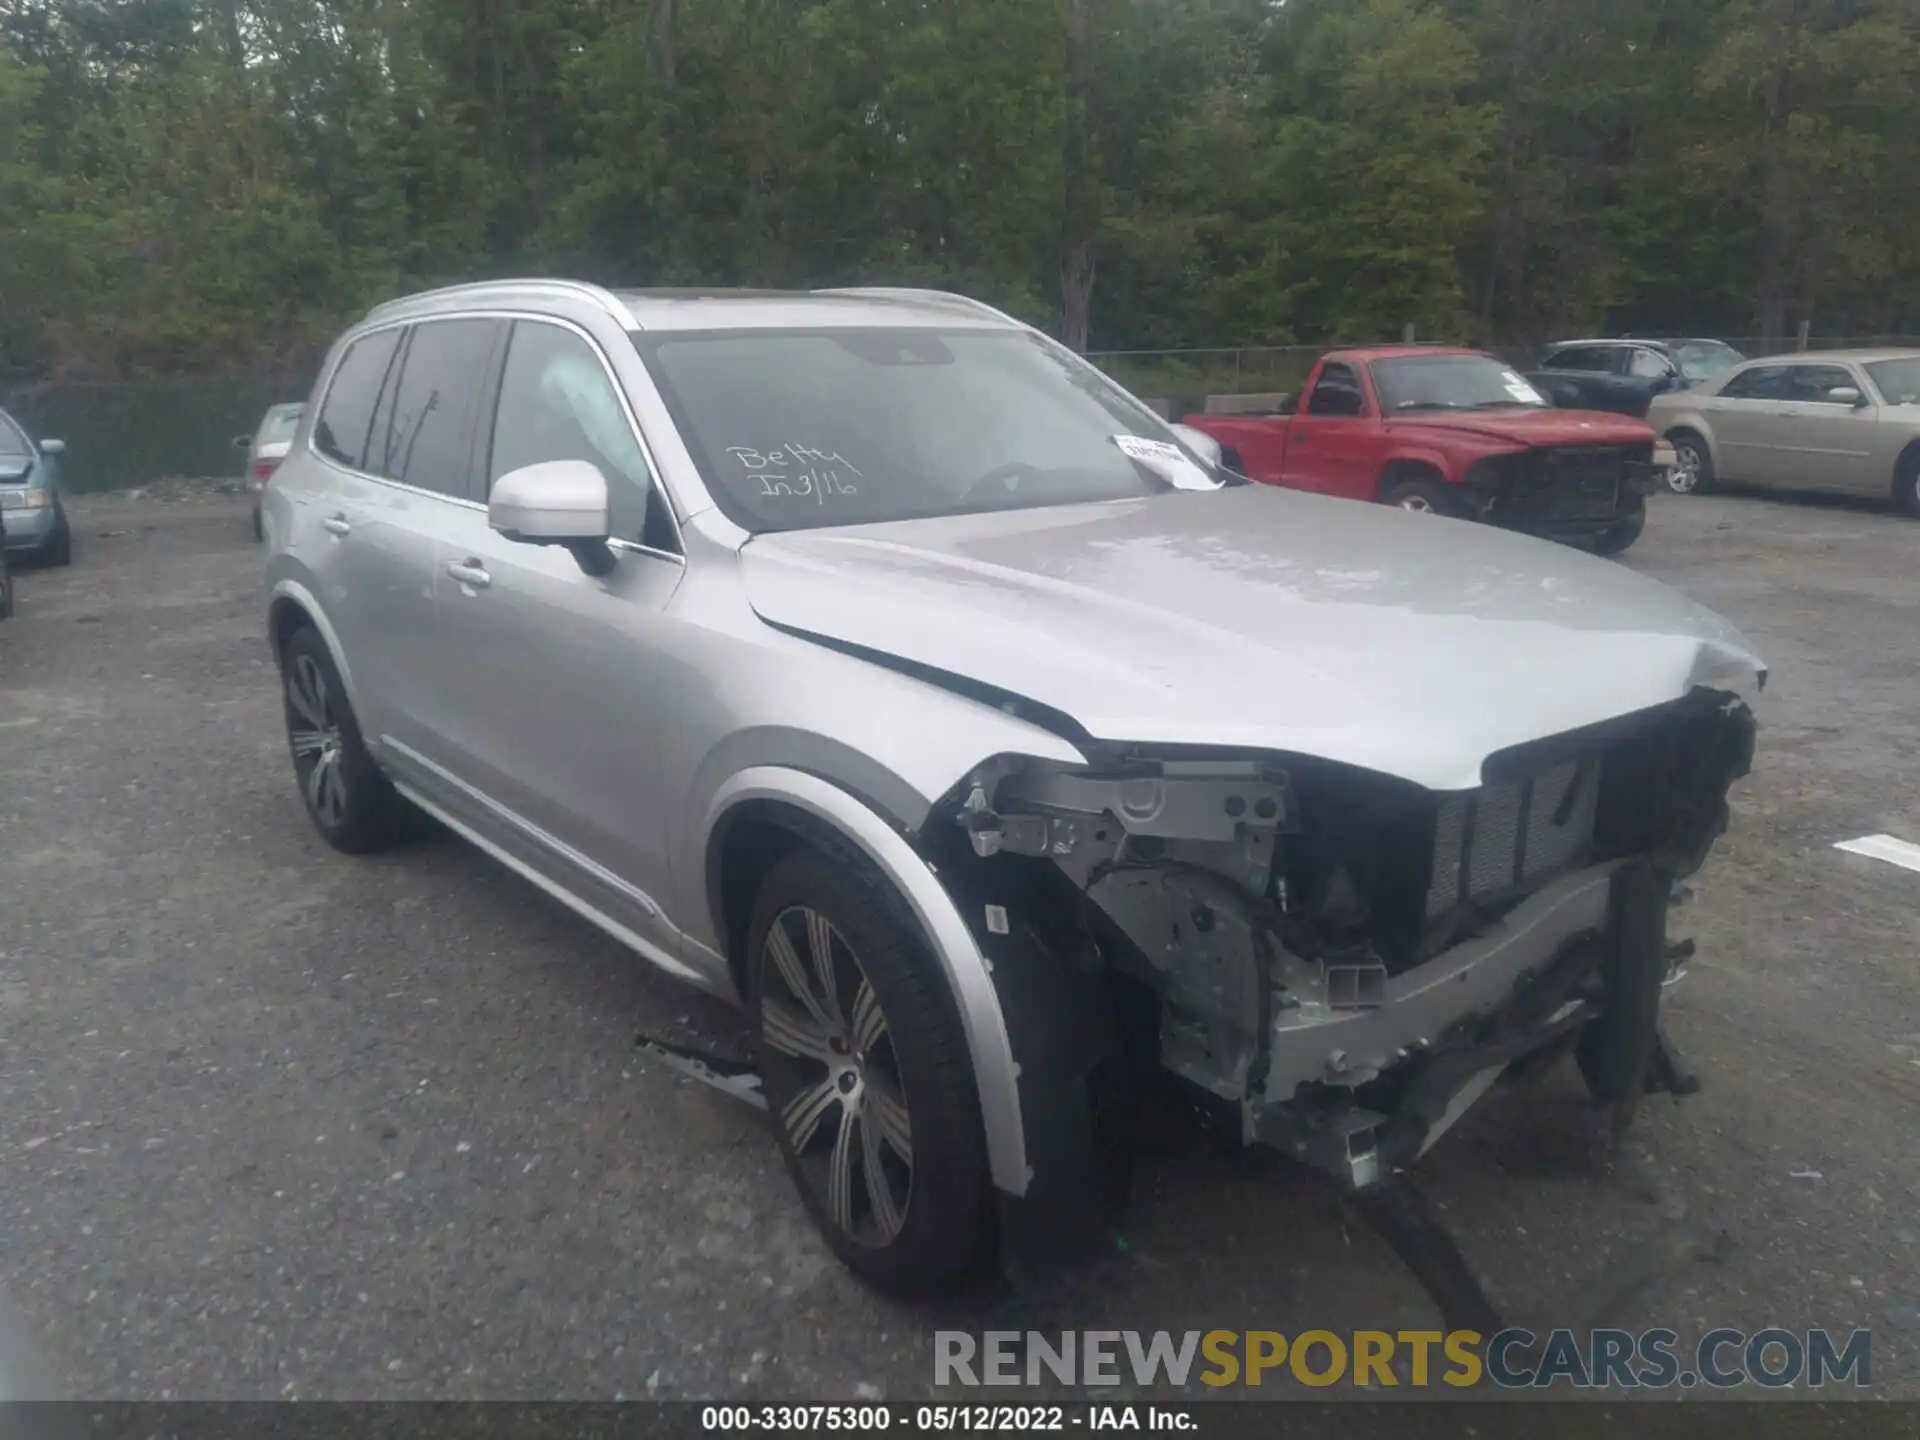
[421,317,689,953]
[1772,365,1876,491]
[427,514,686,947]
[1704,366,1791,486]
[1287,363,1379,500]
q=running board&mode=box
[636,1033,767,1111]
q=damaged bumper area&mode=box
[947,688,1756,1194]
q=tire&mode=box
[1593,506,1646,557]
[749,845,993,1295]
[1665,432,1713,495]
[1893,448,1920,517]
[279,626,415,854]
[43,515,71,568]
[1380,476,1465,516]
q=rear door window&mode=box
[314,329,403,471]
[370,318,503,498]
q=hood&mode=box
[739,486,1764,793]
[1383,408,1654,447]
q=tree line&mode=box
[2,0,1917,382]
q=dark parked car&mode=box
[0,407,71,567]
[1526,339,1746,418]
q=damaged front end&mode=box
[933,688,1756,1221]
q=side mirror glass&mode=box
[1827,386,1864,407]
[38,438,65,456]
[488,459,615,575]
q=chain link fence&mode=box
[4,332,1917,494]
[0,375,313,494]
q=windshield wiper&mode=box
[1394,401,1468,412]
[1464,400,1544,410]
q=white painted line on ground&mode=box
[1833,833,1920,874]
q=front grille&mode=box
[1425,759,1598,917]
[1505,444,1650,524]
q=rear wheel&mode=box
[1665,432,1713,495]
[280,626,415,853]
[750,847,993,1295]
[1381,476,1465,516]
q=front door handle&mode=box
[445,559,492,590]
[321,515,351,537]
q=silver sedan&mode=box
[1648,348,1920,511]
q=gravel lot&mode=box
[1,486,1917,1401]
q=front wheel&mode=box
[1593,506,1646,557]
[40,513,71,568]
[1381,477,1465,516]
[750,847,993,1295]
[1893,449,1920,517]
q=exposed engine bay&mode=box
[941,687,1757,1193]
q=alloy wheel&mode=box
[286,653,348,829]
[1398,494,1437,513]
[1668,446,1703,493]
[759,905,914,1248]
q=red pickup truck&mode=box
[1181,347,1660,555]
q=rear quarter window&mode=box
[314,329,403,471]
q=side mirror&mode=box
[1828,386,1866,408]
[1170,423,1223,468]
[488,458,616,576]
[38,438,64,456]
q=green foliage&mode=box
[1,0,1917,382]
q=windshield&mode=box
[1371,355,1548,413]
[0,413,32,479]
[1672,341,1745,383]
[1866,359,1920,406]
[259,404,304,444]
[0,413,31,460]
[633,328,1212,533]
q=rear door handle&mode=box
[321,515,351,537]
[444,559,491,590]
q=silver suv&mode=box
[265,280,1764,1295]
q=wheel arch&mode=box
[1376,453,1453,499]
[701,766,1031,1197]
[267,580,359,712]
[1892,438,1920,511]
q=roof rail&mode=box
[812,287,1024,327]
[365,278,630,324]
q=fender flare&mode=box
[702,766,1031,1198]
[267,577,359,712]
[1376,448,1460,496]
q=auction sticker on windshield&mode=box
[1501,371,1547,405]
[1112,434,1216,490]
